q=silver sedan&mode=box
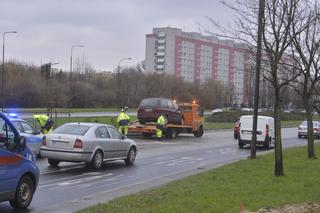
[40,122,137,169]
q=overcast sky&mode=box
[0,0,234,72]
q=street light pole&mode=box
[251,0,265,159]
[117,57,132,109]
[1,31,17,112]
[69,45,84,117]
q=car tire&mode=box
[48,159,60,167]
[167,128,177,139]
[298,134,302,139]
[193,126,203,138]
[125,147,136,166]
[9,175,34,209]
[91,150,103,170]
[238,138,244,149]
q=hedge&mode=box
[205,111,307,123]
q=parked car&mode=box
[0,112,39,209]
[137,98,184,124]
[238,115,274,149]
[10,118,44,157]
[298,121,320,138]
[234,119,240,139]
[211,108,223,114]
[40,122,137,169]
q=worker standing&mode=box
[156,113,167,141]
[33,114,54,134]
[117,106,130,135]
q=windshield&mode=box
[140,98,159,107]
[53,124,90,136]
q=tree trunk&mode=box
[304,96,316,158]
[274,89,284,176]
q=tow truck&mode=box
[128,102,204,138]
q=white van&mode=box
[238,115,274,149]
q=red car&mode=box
[137,98,184,124]
[234,119,240,139]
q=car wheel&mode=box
[298,134,302,139]
[9,175,34,209]
[167,128,177,139]
[125,147,136,166]
[238,138,244,149]
[193,126,203,138]
[91,150,103,170]
[48,159,60,167]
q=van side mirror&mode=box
[18,136,26,151]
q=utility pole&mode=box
[251,0,265,159]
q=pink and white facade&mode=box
[145,27,250,105]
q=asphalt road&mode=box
[0,127,305,213]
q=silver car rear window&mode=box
[53,124,90,136]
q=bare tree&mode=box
[214,0,306,176]
[290,1,320,158]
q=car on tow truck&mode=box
[0,112,39,209]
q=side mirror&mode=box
[18,136,26,151]
[33,130,41,135]
[122,134,127,140]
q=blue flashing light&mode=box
[8,113,18,118]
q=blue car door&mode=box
[0,117,21,200]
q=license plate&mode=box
[145,109,153,112]
[51,140,69,147]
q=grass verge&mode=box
[78,144,320,213]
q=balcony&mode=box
[156,64,165,70]
[157,58,165,63]
[157,39,165,44]
[157,32,166,38]
[156,52,165,56]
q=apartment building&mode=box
[145,27,251,105]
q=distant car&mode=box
[40,122,137,169]
[137,98,184,124]
[10,118,44,157]
[298,121,320,139]
[241,108,254,112]
[234,119,240,139]
[211,108,223,114]
[0,112,39,209]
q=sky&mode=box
[0,0,235,72]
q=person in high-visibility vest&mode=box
[33,114,54,134]
[156,113,167,141]
[117,106,130,135]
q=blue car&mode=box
[10,118,44,157]
[0,112,39,209]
